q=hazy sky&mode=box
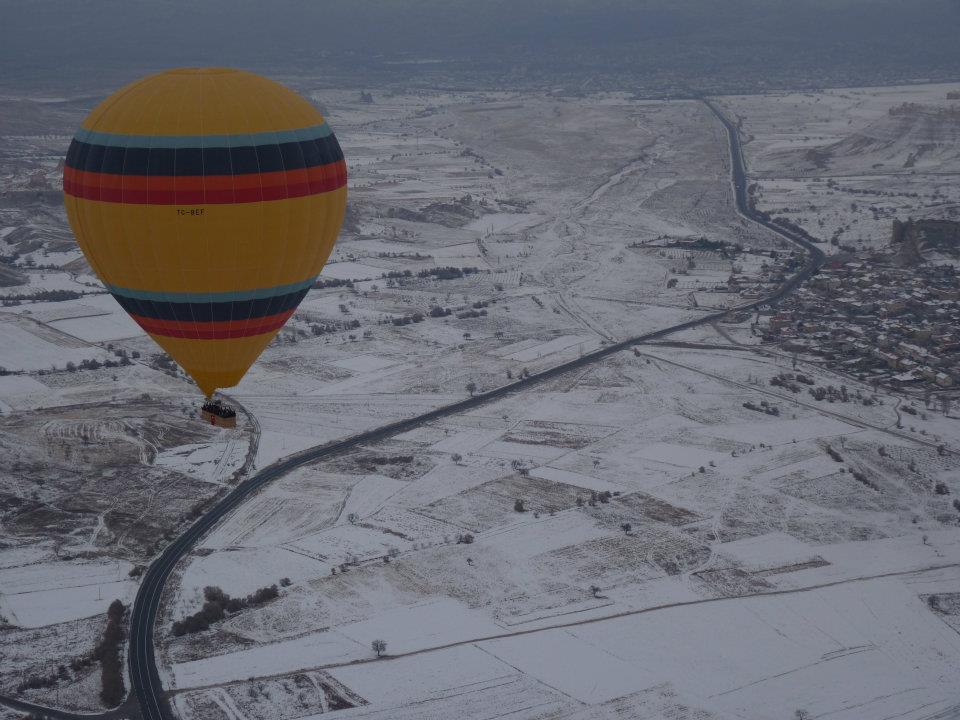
[1,1,958,90]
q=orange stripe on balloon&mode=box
[131,309,294,339]
[63,160,347,204]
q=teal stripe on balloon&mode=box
[107,276,319,303]
[74,122,332,149]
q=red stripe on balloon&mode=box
[63,160,347,204]
[131,309,294,339]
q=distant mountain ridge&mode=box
[778,101,960,176]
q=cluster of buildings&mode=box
[727,250,805,299]
[759,259,959,392]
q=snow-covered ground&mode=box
[1,84,958,719]
[715,83,960,253]
[160,344,959,720]
[0,559,136,628]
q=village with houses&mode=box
[758,219,959,400]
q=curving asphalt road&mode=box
[126,97,829,720]
[127,299,744,720]
[703,98,827,275]
[0,98,826,720]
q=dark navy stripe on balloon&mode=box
[111,287,310,323]
[74,122,333,149]
[64,134,343,176]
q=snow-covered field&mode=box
[159,345,959,720]
[0,313,110,371]
[0,559,136,628]
[1,84,958,719]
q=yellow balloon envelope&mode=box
[63,68,347,396]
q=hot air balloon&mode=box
[62,68,347,414]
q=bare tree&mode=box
[511,459,530,476]
[371,639,387,657]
